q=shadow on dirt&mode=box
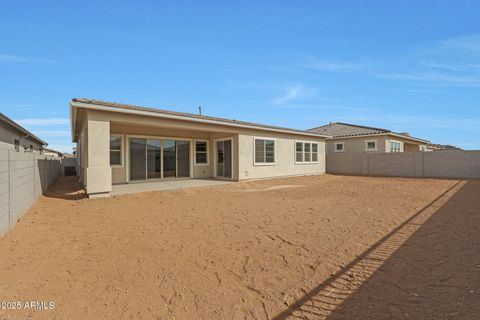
[273,180,480,320]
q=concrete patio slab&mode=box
[111,179,233,196]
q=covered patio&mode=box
[111,178,233,196]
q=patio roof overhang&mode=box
[70,99,332,143]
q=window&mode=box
[390,141,402,152]
[335,143,345,152]
[295,141,319,163]
[312,143,318,162]
[254,138,275,164]
[365,140,377,151]
[304,143,311,162]
[110,135,122,166]
[295,142,303,162]
[195,140,208,165]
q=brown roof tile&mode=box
[308,122,390,138]
[308,122,430,143]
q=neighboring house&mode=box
[43,148,63,158]
[0,112,47,153]
[62,153,75,158]
[70,98,330,198]
[308,122,430,154]
[426,143,462,151]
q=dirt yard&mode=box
[0,175,478,319]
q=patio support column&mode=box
[85,118,112,197]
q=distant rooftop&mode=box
[308,122,390,138]
[308,122,430,143]
[427,143,462,150]
[43,148,63,155]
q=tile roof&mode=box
[43,147,64,155]
[308,122,390,138]
[71,98,330,138]
[308,122,430,144]
[426,143,462,150]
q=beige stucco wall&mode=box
[327,135,425,154]
[404,143,423,152]
[76,109,326,195]
[83,112,112,196]
[385,137,426,152]
[327,136,388,154]
[237,132,325,180]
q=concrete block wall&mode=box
[326,152,364,175]
[327,150,480,179]
[367,152,417,177]
[423,151,480,178]
[0,151,9,237]
[0,150,62,238]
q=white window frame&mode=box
[213,137,235,179]
[295,141,304,163]
[110,134,124,168]
[365,139,378,151]
[389,140,402,153]
[194,139,209,166]
[334,142,345,153]
[253,137,276,166]
[312,142,319,162]
[295,141,319,164]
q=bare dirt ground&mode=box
[0,175,478,319]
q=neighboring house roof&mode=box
[426,143,462,150]
[62,153,75,158]
[43,148,63,156]
[0,112,48,146]
[308,122,390,137]
[308,122,430,144]
[70,98,331,141]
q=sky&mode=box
[1,0,479,152]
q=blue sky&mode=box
[1,0,479,152]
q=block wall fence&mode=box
[326,150,480,179]
[0,150,62,238]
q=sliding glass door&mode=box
[130,139,147,181]
[177,141,190,178]
[147,140,161,179]
[163,140,176,178]
[129,137,190,181]
[216,140,232,178]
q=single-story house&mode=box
[0,112,47,153]
[70,98,330,198]
[308,122,430,154]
